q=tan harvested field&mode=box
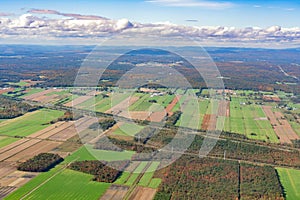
[35,94,60,103]
[100,185,129,200]
[165,95,181,116]
[106,96,139,115]
[23,89,61,101]
[0,117,93,162]
[262,106,299,144]
[64,91,96,107]
[0,171,37,187]
[0,162,16,179]
[74,117,97,133]
[64,95,92,107]
[0,117,95,198]
[0,139,41,162]
[128,111,151,121]
[0,139,30,154]
[128,186,157,200]
[29,117,93,142]
[28,121,67,139]
[147,111,166,122]
[121,110,157,121]
[218,100,230,117]
[48,125,77,141]
[201,114,217,131]
[6,140,62,162]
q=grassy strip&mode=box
[276,168,300,200]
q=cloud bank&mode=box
[0,10,300,47]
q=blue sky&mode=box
[1,0,300,27]
[0,0,300,47]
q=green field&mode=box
[77,94,104,109]
[138,162,160,187]
[114,171,131,185]
[0,119,7,123]
[129,93,151,111]
[2,88,24,97]
[124,162,149,186]
[148,178,162,189]
[6,144,133,199]
[5,166,110,200]
[0,136,19,148]
[19,88,45,97]
[64,145,135,162]
[228,97,279,143]
[112,123,144,137]
[277,168,300,200]
[95,92,130,112]
[8,81,28,87]
[176,98,203,129]
[171,95,187,112]
[130,93,174,111]
[0,109,63,137]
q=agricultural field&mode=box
[95,92,131,112]
[19,88,45,98]
[64,145,135,162]
[0,109,63,137]
[227,97,279,143]
[111,123,144,137]
[4,167,111,200]
[138,162,160,187]
[0,136,19,148]
[277,168,300,200]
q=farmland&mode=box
[111,123,144,137]
[4,168,111,200]
[277,168,300,200]
[0,109,63,137]
[0,85,299,199]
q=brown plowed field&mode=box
[100,185,129,200]
[201,114,217,131]
[0,186,16,199]
[128,186,157,200]
[262,106,299,144]
[165,95,181,116]
[6,140,62,162]
[0,139,41,162]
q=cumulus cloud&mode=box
[0,10,300,47]
[0,12,13,17]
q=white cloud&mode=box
[146,0,234,9]
[0,11,300,47]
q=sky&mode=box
[0,0,300,47]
